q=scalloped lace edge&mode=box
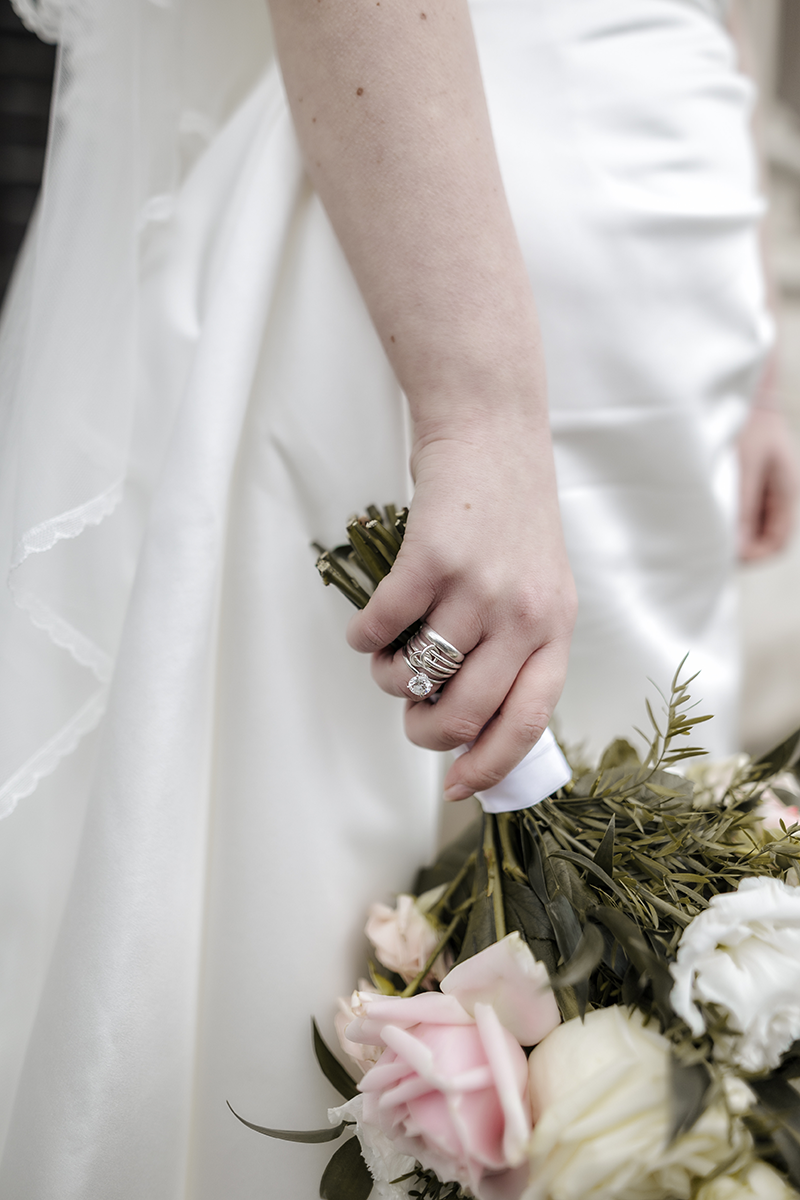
[1,480,124,811]
[10,588,114,682]
[0,688,107,820]
[10,478,123,570]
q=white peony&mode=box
[670,876,800,1072]
[523,1006,746,1200]
[695,1160,799,1200]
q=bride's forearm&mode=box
[268,0,575,797]
[267,0,547,435]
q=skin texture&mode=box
[267,0,576,799]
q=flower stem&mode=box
[429,851,478,919]
[497,813,527,883]
[484,815,506,941]
[400,912,462,997]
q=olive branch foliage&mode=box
[229,506,800,1200]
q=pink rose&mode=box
[346,934,561,1200]
[335,983,384,1075]
[366,892,451,985]
[758,791,800,833]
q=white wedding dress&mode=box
[0,0,769,1196]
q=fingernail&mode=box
[444,784,473,802]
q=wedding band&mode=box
[404,623,466,698]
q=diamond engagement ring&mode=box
[403,623,465,698]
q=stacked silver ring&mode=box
[403,623,466,698]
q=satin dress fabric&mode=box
[0,0,769,1197]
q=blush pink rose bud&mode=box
[346,933,561,1200]
[335,982,383,1075]
[366,891,451,985]
[758,791,800,833]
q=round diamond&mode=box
[407,672,433,698]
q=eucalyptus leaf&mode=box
[546,891,583,962]
[774,1128,800,1189]
[668,1057,709,1143]
[548,849,629,904]
[549,922,604,989]
[226,1101,348,1144]
[313,1019,359,1101]
[621,960,645,1008]
[454,891,495,965]
[546,891,587,1016]
[319,1134,374,1200]
[591,906,674,1026]
[523,834,550,905]
[753,726,800,779]
[503,878,554,943]
[593,815,616,881]
[598,739,641,772]
[752,1078,800,1137]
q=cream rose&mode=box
[695,1160,799,1200]
[366,891,451,985]
[670,877,800,1072]
[523,1006,747,1200]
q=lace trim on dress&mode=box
[10,0,62,42]
[0,687,107,819]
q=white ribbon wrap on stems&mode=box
[453,727,572,814]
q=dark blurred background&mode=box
[0,0,54,303]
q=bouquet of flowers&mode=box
[230,507,800,1200]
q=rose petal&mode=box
[347,990,474,1046]
[442,933,561,1046]
[474,1003,532,1167]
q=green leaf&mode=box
[591,906,675,1027]
[753,727,800,779]
[752,1077,800,1137]
[313,1020,359,1101]
[546,891,583,962]
[226,1101,348,1144]
[454,891,496,965]
[546,891,587,1017]
[414,817,481,897]
[593,815,616,882]
[548,922,604,990]
[523,835,550,905]
[774,1129,800,1190]
[598,740,641,772]
[548,849,629,904]
[668,1057,709,1143]
[319,1134,373,1200]
[503,878,554,943]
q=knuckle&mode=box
[516,711,550,746]
[438,713,485,747]
[467,763,507,792]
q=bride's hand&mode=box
[738,406,799,562]
[347,415,577,801]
